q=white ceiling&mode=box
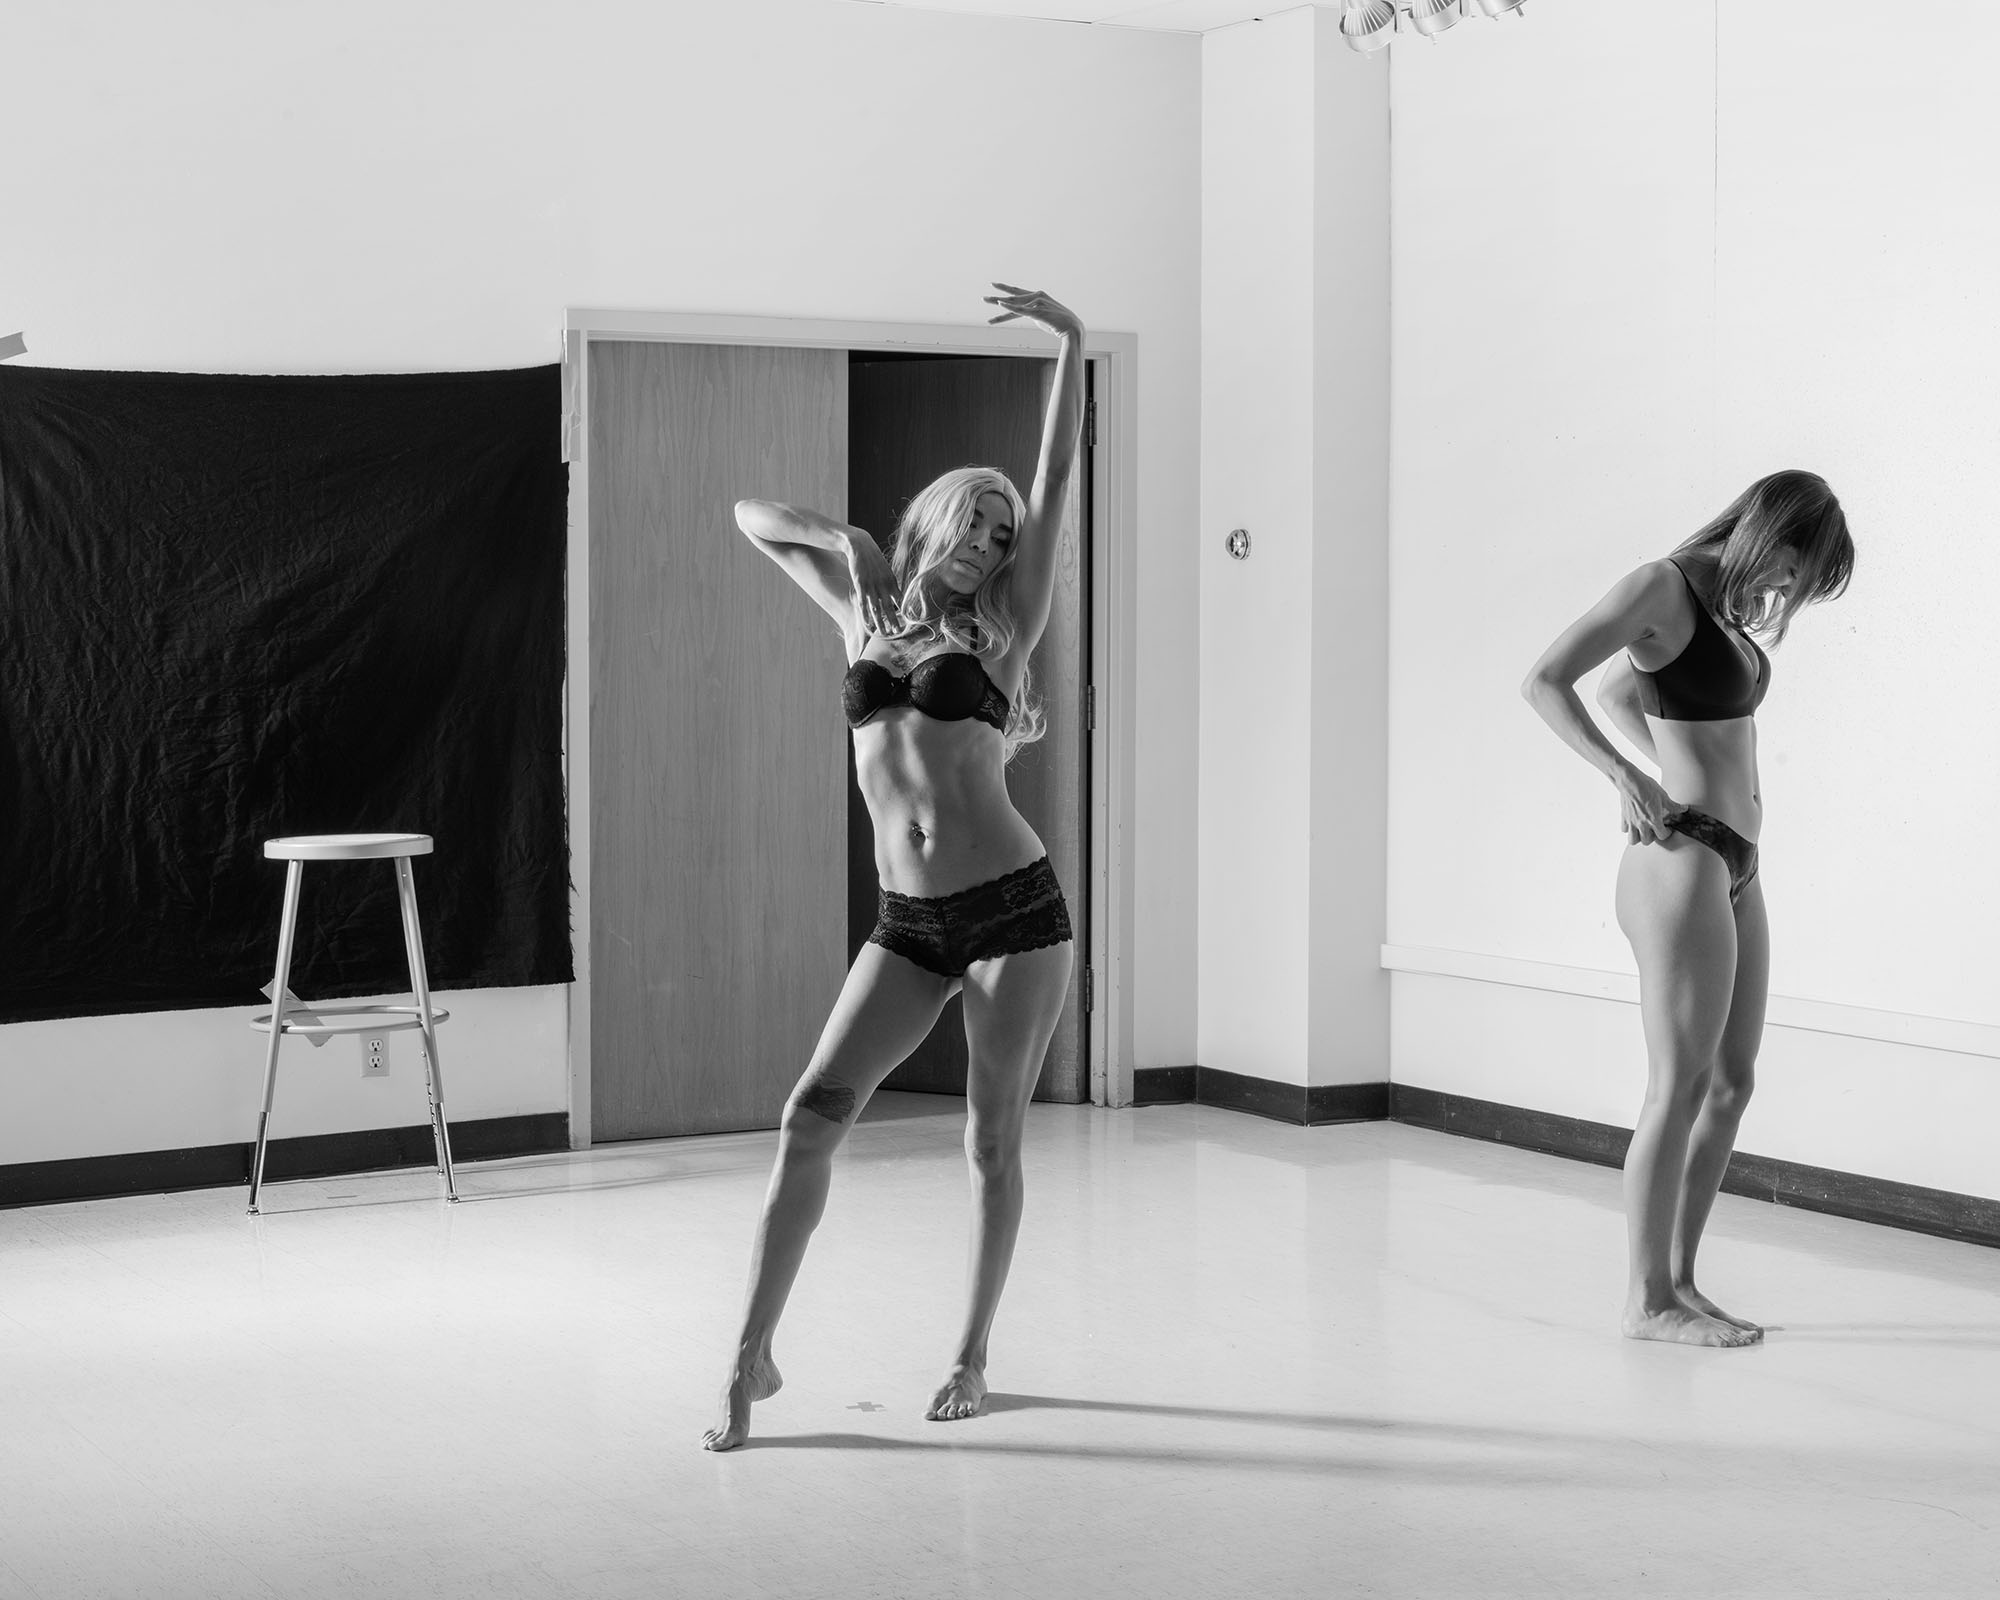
[866,0,1331,35]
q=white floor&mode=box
[3,1095,1997,1599]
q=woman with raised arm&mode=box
[1522,471,1853,1347]
[702,285,1084,1451]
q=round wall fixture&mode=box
[1225,528,1252,561]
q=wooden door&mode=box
[590,341,849,1138]
[846,354,1089,1103]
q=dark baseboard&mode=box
[0,1112,570,1210]
[1389,1084,1633,1167]
[1131,1065,1387,1126]
[1138,1069,2000,1251]
[1308,1080,1392,1125]
[1390,1083,2000,1252]
[1713,1150,2000,1251]
[1190,1065,1306,1123]
[1132,1065,1196,1105]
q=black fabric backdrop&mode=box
[0,364,572,1024]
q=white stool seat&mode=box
[264,833,433,861]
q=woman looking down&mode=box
[1523,471,1853,1346]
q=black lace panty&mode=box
[867,857,1072,978]
[1668,808,1759,905]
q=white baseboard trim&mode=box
[1380,945,2000,1060]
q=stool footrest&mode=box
[248,1003,451,1037]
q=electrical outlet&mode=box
[360,1032,390,1078]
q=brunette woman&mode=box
[1524,471,1853,1346]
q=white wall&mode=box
[1388,0,2000,1197]
[1199,13,1318,1084]
[1307,21,1390,1088]
[0,0,1202,1163]
[1199,10,1389,1090]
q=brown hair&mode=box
[1674,469,1854,642]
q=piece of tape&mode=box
[260,981,332,1047]
[0,333,25,362]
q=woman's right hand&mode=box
[1614,766,1680,845]
[845,532,902,638]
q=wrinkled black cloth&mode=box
[0,363,572,1023]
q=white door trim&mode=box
[561,308,1141,1143]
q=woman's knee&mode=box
[1641,1057,1714,1120]
[781,1075,860,1148]
[1708,1053,1756,1115]
[964,1116,1025,1181]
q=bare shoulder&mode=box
[1528,554,1691,688]
[1618,557,1699,667]
[1613,557,1694,625]
[1628,555,1689,598]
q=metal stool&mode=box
[247,833,456,1213]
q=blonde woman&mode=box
[703,285,1083,1450]
[1524,471,1853,1346]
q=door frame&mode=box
[560,308,1141,1142]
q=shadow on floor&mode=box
[736,1409,2000,1501]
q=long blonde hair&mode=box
[879,466,1045,762]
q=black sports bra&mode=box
[843,651,1010,733]
[1632,559,1769,722]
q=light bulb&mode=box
[1339,0,1397,53]
[1408,0,1463,39]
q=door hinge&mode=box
[1086,397,1097,448]
[1082,964,1095,1013]
[1085,684,1096,729]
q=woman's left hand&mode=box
[985,283,1082,340]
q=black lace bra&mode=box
[842,651,1010,733]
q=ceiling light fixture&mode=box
[1337,0,1397,54]
[1408,0,1463,39]
[1341,0,1528,53]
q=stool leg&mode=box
[394,856,457,1201]
[249,860,305,1215]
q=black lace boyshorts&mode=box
[1668,807,1759,906]
[867,857,1073,978]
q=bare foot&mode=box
[701,1352,783,1451]
[1675,1281,1762,1334]
[1623,1300,1762,1348]
[926,1362,989,1422]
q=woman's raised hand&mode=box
[984,283,1083,340]
[845,530,902,638]
[1614,766,1681,845]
